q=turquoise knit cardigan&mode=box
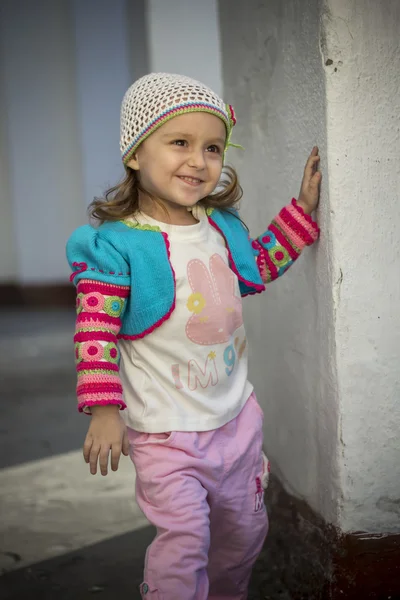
[66,209,264,339]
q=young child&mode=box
[66,73,321,599]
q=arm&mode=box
[74,278,131,476]
[74,279,129,413]
[66,225,131,475]
[253,146,322,284]
[252,199,319,284]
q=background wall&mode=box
[0,0,146,284]
[147,0,223,96]
[0,0,85,284]
[72,0,141,207]
[0,0,222,285]
[0,68,16,282]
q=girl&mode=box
[67,73,321,599]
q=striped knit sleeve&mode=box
[252,198,319,284]
[74,278,129,413]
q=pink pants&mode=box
[128,392,269,600]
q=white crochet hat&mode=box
[120,72,237,165]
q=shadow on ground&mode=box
[0,523,292,600]
[0,527,154,600]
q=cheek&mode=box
[208,158,223,182]
[139,160,167,188]
[151,153,181,178]
[165,151,187,172]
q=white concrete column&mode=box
[219,0,400,534]
[0,0,85,283]
[146,0,223,95]
[219,0,339,525]
[322,0,400,534]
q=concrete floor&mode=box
[0,309,293,599]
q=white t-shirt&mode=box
[119,206,253,433]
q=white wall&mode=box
[73,0,140,205]
[0,67,17,282]
[0,0,147,283]
[147,0,223,95]
[0,0,85,283]
[219,0,400,533]
[1,0,220,284]
[219,0,340,525]
[323,0,400,533]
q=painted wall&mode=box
[0,0,85,283]
[0,0,219,284]
[322,0,400,533]
[0,0,146,283]
[0,67,16,282]
[147,0,223,95]
[219,0,340,525]
[219,0,400,533]
[72,0,145,206]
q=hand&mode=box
[83,405,130,476]
[297,146,322,215]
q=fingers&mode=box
[83,418,128,476]
[110,444,122,472]
[99,446,111,476]
[308,174,322,194]
[304,153,320,179]
[111,429,130,472]
[87,443,121,475]
[122,430,130,457]
[85,434,110,475]
[83,436,93,464]
[312,170,322,183]
[307,156,320,170]
[89,444,101,475]
[307,146,320,166]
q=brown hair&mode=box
[89,165,243,224]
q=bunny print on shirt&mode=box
[182,251,247,389]
[186,253,243,346]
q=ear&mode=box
[127,153,140,171]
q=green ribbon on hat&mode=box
[227,141,245,150]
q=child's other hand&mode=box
[297,146,322,215]
[83,405,130,476]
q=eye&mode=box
[172,139,187,147]
[206,144,222,154]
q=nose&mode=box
[187,148,206,170]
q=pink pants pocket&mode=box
[128,429,177,448]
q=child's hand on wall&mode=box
[297,146,322,215]
[83,405,130,475]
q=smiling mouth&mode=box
[178,176,204,186]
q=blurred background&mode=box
[1,1,399,599]
[0,0,224,291]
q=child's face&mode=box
[127,112,226,213]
